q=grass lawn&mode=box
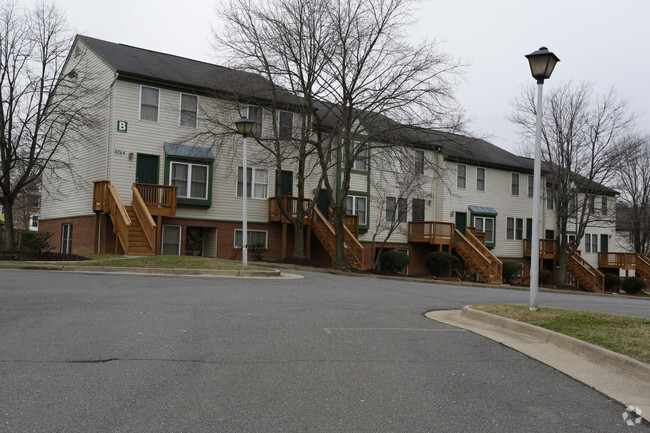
[473,304,650,364]
[69,254,267,271]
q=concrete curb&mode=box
[0,263,283,278]
[460,305,650,385]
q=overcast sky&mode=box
[53,0,649,154]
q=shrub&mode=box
[248,242,268,261]
[621,276,647,294]
[538,269,553,285]
[21,231,53,254]
[380,251,411,274]
[425,251,459,277]
[502,262,523,284]
[604,273,621,292]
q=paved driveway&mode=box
[1,269,648,432]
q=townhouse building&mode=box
[40,36,633,290]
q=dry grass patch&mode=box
[72,255,267,271]
[473,304,650,364]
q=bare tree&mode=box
[0,1,97,250]
[615,134,650,255]
[368,146,430,269]
[510,82,634,286]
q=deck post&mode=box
[156,216,162,255]
[281,223,287,259]
[306,225,311,258]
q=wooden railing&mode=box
[466,227,486,245]
[134,183,177,216]
[105,183,131,253]
[132,185,156,251]
[598,252,638,269]
[93,180,111,212]
[636,254,650,280]
[466,230,502,283]
[408,221,455,245]
[311,207,364,269]
[453,229,502,284]
[523,239,558,259]
[567,250,604,292]
[268,196,311,223]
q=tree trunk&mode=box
[333,209,348,268]
[3,200,15,251]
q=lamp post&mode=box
[235,117,254,269]
[525,47,559,311]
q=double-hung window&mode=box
[457,164,466,189]
[278,111,293,139]
[506,217,524,240]
[171,162,209,200]
[511,173,520,196]
[601,196,608,216]
[162,225,181,255]
[415,150,425,175]
[180,94,198,128]
[585,233,598,253]
[527,175,534,197]
[237,167,269,199]
[476,167,485,191]
[474,216,494,244]
[386,196,407,224]
[546,186,554,210]
[346,195,367,226]
[140,86,159,122]
[351,142,368,171]
[248,106,263,137]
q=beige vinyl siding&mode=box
[40,42,115,220]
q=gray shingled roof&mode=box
[78,35,300,107]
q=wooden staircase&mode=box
[567,250,604,292]
[453,229,503,284]
[311,207,364,269]
[124,206,154,256]
[635,254,650,281]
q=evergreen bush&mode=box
[425,251,459,277]
[621,276,647,294]
[21,231,53,254]
[502,262,523,284]
[380,251,411,274]
[248,242,268,261]
[538,269,553,285]
[604,273,621,292]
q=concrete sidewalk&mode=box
[427,306,650,424]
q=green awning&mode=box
[163,143,214,161]
[468,205,498,216]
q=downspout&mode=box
[98,72,119,253]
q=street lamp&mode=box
[525,47,559,311]
[235,117,254,269]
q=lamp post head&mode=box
[235,117,254,137]
[525,46,560,84]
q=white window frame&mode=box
[386,196,407,224]
[601,196,608,216]
[476,167,486,191]
[506,217,524,241]
[237,167,269,199]
[457,164,466,189]
[474,216,495,244]
[162,225,182,255]
[346,195,367,226]
[527,175,534,197]
[248,106,263,137]
[278,111,293,140]
[351,142,368,171]
[585,233,598,253]
[546,186,554,210]
[61,223,72,254]
[140,85,160,122]
[179,93,198,128]
[234,229,268,248]
[30,214,39,229]
[511,173,520,196]
[170,161,209,200]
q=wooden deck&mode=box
[523,238,558,259]
[407,221,455,245]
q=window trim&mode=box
[278,110,294,140]
[457,164,467,189]
[476,167,486,192]
[162,225,182,255]
[385,196,407,224]
[506,217,524,241]
[164,157,213,207]
[546,186,554,210]
[139,85,160,122]
[350,141,368,172]
[527,175,534,198]
[234,229,268,248]
[179,93,198,128]
[585,233,598,254]
[473,215,495,245]
[248,106,263,137]
[601,196,608,216]
[236,166,269,200]
[170,161,210,200]
[61,223,72,254]
[346,194,368,227]
[415,150,425,175]
[511,173,520,196]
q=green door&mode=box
[316,189,330,218]
[277,170,293,196]
[455,212,467,235]
[600,234,608,253]
[136,154,159,184]
[412,199,425,222]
